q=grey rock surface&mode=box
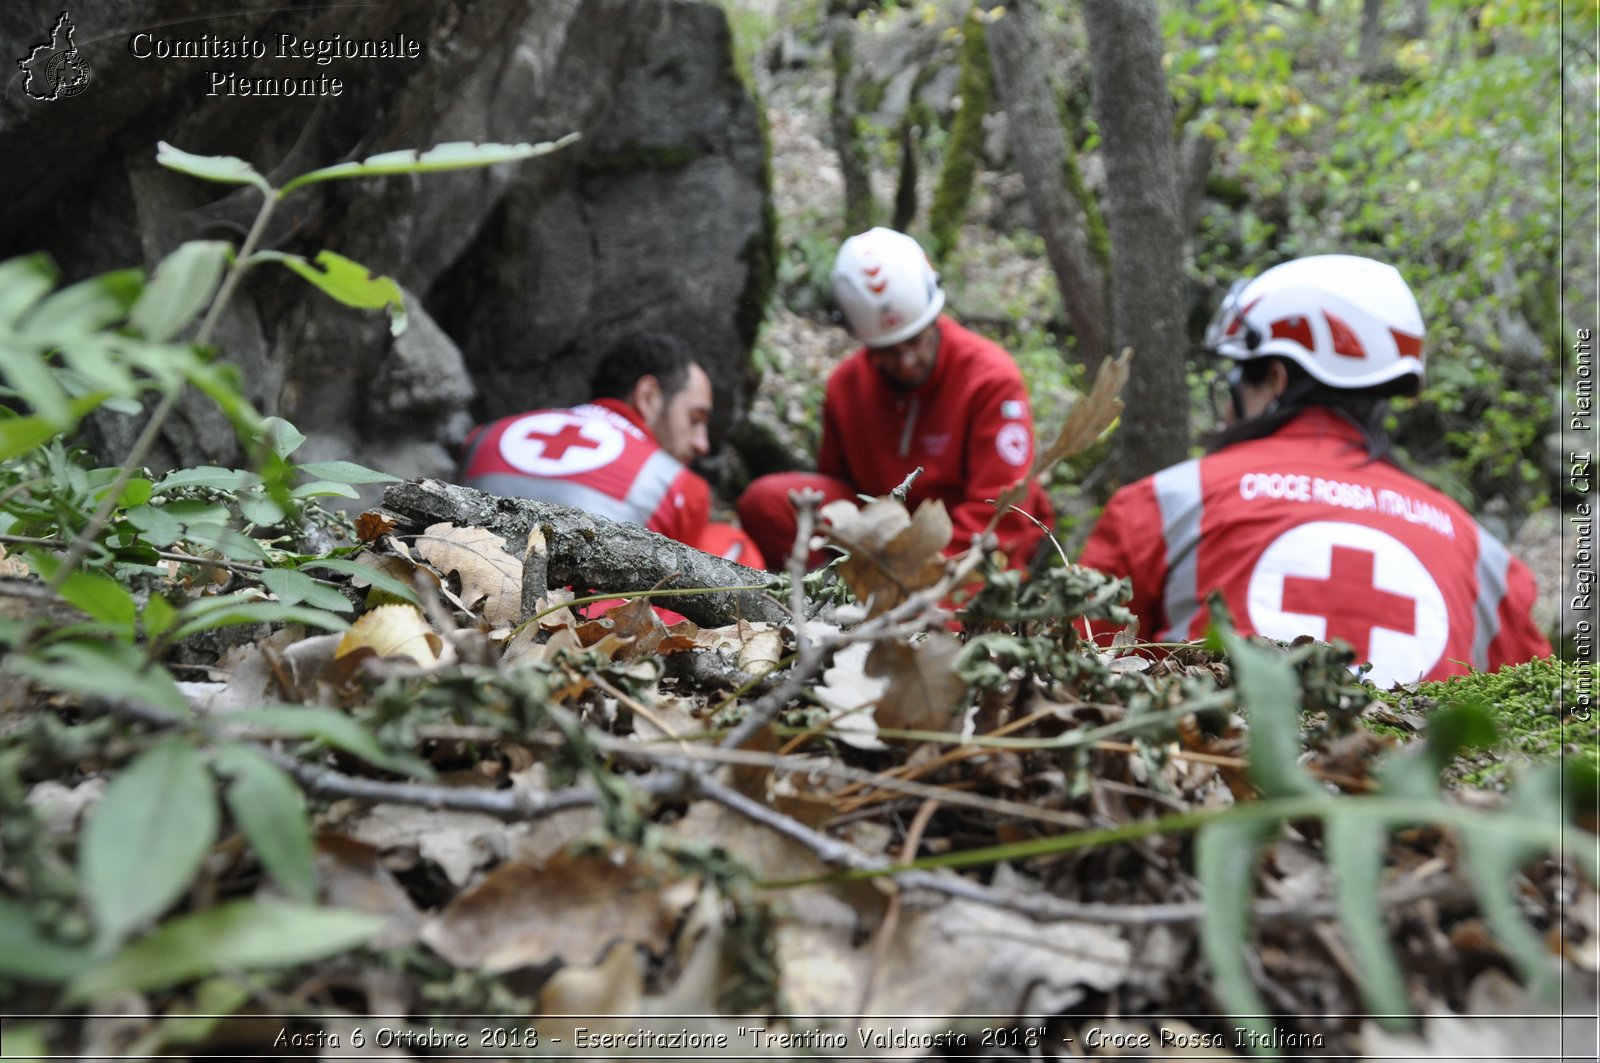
[1,0,773,478]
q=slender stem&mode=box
[42,190,280,599]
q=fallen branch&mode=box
[381,478,784,627]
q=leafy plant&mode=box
[0,133,578,998]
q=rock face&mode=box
[0,0,772,483]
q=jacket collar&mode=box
[588,397,657,443]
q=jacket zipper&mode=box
[898,396,918,457]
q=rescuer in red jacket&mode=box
[459,332,763,568]
[1078,255,1550,686]
[738,227,1053,568]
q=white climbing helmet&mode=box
[1204,254,1426,394]
[831,227,945,347]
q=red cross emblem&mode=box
[1246,520,1448,685]
[498,412,624,476]
[1280,545,1415,661]
[524,422,601,461]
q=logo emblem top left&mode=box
[18,11,92,101]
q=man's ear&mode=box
[1267,359,1291,399]
[632,374,665,423]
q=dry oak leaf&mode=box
[735,619,783,678]
[335,604,441,668]
[994,346,1132,519]
[414,521,522,627]
[354,509,396,543]
[865,630,968,734]
[822,496,950,617]
[421,847,690,972]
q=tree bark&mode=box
[829,13,875,234]
[1083,0,1191,483]
[982,0,1110,366]
[381,479,785,627]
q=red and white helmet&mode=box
[1204,254,1426,394]
[831,227,945,347]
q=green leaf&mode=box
[1,346,73,427]
[0,898,93,982]
[182,522,270,562]
[58,570,138,635]
[17,269,142,344]
[142,593,178,639]
[169,595,350,640]
[278,134,581,193]
[290,479,361,500]
[259,416,306,459]
[294,460,401,485]
[1196,818,1277,1049]
[123,503,185,546]
[0,253,58,328]
[1326,816,1410,1023]
[130,241,231,342]
[0,411,69,462]
[155,465,262,493]
[226,705,432,778]
[66,899,383,1001]
[117,477,154,508]
[1217,627,1325,801]
[6,639,190,717]
[300,557,422,605]
[79,738,218,946]
[258,567,353,613]
[236,488,288,527]
[59,334,139,396]
[155,142,272,196]
[254,250,407,336]
[214,744,317,903]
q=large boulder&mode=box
[0,0,773,483]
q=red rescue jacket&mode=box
[459,398,709,545]
[1078,408,1551,685]
[817,316,1054,565]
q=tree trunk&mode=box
[1082,0,1190,483]
[829,14,875,234]
[982,0,1110,367]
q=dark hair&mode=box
[1206,357,1396,461]
[588,332,697,402]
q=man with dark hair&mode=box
[1078,255,1549,685]
[459,333,763,567]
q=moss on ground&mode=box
[1382,657,1598,789]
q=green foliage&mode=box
[1197,626,1591,1048]
[0,134,578,1006]
[1167,0,1568,512]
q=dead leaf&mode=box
[537,939,643,1017]
[313,834,421,949]
[421,846,690,972]
[0,544,30,577]
[995,347,1132,517]
[341,803,510,888]
[354,510,396,543]
[777,889,1130,1023]
[823,497,950,616]
[865,631,968,734]
[599,597,668,660]
[812,642,889,751]
[736,620,783,678]
[414,522,522,627]
[335,604,441,668]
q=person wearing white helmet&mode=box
[1078,255,1550,686]
[738,227,1054,569]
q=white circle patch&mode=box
[498,413,624,477]
[1246,520,1447,686]
[995,422,1031,467]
